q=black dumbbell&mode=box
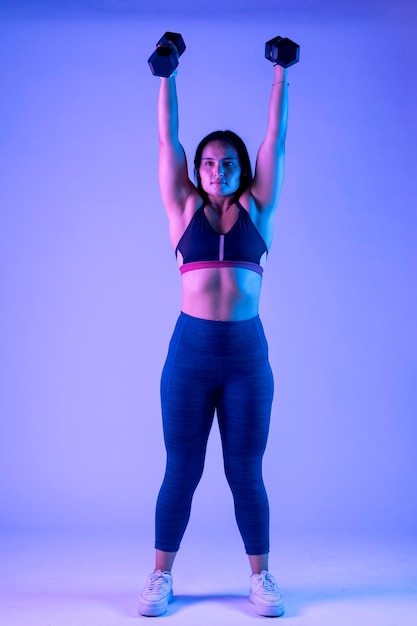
[148,32,186,77]
[265,36,300,68]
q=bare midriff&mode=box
[180,266,263,321]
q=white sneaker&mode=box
[138,569,174,617]
[249,570,285,617]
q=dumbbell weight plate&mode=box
[148,32,186,77]
[157,32,186,56]
[265,36,300,68]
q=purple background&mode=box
[0,1,416,541]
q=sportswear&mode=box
[250,570,285,617]
[138,570,174,617]
[175,202,268,276]
[155,312,273,555]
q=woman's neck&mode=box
[206,195,237,214]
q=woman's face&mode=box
[198,140,241,197]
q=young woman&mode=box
[139,41,290,618]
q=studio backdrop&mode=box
[0,0,416,542]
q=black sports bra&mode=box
[175,202,268,276]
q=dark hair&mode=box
[193,130,253,201]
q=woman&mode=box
[138,42,289,618]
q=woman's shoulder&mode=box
[166,190,205,250]
[237,189,259,215]
[165,187,203,221]
[183,190,205,218]
[237,190,274,249]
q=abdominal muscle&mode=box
[180,266,263,321]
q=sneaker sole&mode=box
[138,589,174,617]
[249,592,285,617]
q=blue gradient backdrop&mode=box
[0,2,416,543]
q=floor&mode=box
[1,529,416,625]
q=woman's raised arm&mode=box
[250,64,289,215]
[158,76,194,215]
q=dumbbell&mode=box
[148,32,186,77]
[265,36,300,68]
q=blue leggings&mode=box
[155,312,274,555]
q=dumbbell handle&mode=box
[157,39,178,57]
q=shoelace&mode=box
[258,571,278,593]
[146,572,167,592]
